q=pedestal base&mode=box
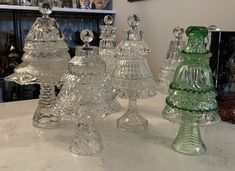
[172,122,206,155]
[117,111,148,132]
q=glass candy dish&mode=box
[162,26,221,155]
[52,29,119,155]
[5,0,70,128]
[156,26,186,94]
[111,14,157,132]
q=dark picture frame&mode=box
[210,31,235,123]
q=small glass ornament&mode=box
[162,26,221,155]
[111,14,157,132]
[5,0,70,128]
[156,26,186,94]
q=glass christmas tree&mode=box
[5,0,70,128]
[162,26,221,155]
[99,15,117,78]
[111,14,157,132]
[52,24,120,120]
[98,15,121,115]
[156,26,186,94]
[52,29,118,155]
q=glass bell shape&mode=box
[111,14,157,132]
[162,26,220,155]
[5,1,70,128]
[156,26,186,94]
[52,29,118,155]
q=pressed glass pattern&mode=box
[4,1,70,128]
[156,26,186,94]
[162,26,220,155]
[99,15,117,78]
[98,15,121,116]
[111,14,157,132]
[52,29,119,155]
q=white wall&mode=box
[113,0,235,80]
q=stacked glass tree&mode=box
[99,15,117,78]
[5,1,70,128]
[162,26,221,155]
[98,15,121,115]
[52,29,118,155]
[156,26,186,94]
[112,14,157,132]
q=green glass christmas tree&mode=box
[162,26,221,155]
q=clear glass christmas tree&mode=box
[111,14,157,132]
[52,25,120,120]
[99,15,117,78]
[162,26,221,155]
[98,15,121,116]
[156,26,186,94]
[52,29,118,155]
[5,0,70,128]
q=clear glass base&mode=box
[172,122,206,155]
[33,116,60,128]
[117,110,148,132]
[33,84,60,129]
[69,116,103,155]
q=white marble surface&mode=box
[0,94,235,171]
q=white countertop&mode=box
[0,93,234,171]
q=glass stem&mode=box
[172,115,206,155]
[33,83,57,128]
[38,83,55,110]
[117,90,148,132]
[128,96,137,114]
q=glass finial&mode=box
[39,0,52,17]
[80,29,94,44]
[173,26,184,39]
[104,15,113,25]
[184,26,208,54]
[207,25,220,32]
[127,14,140,28]
[186,26,208,38]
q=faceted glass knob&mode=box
[173,26,184,38]
[186,26,208,38]
[127,14,140,28]
[104,15,113,25]
[80,29,94,43]
[207,25,220,32]
[39,0,52,16]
